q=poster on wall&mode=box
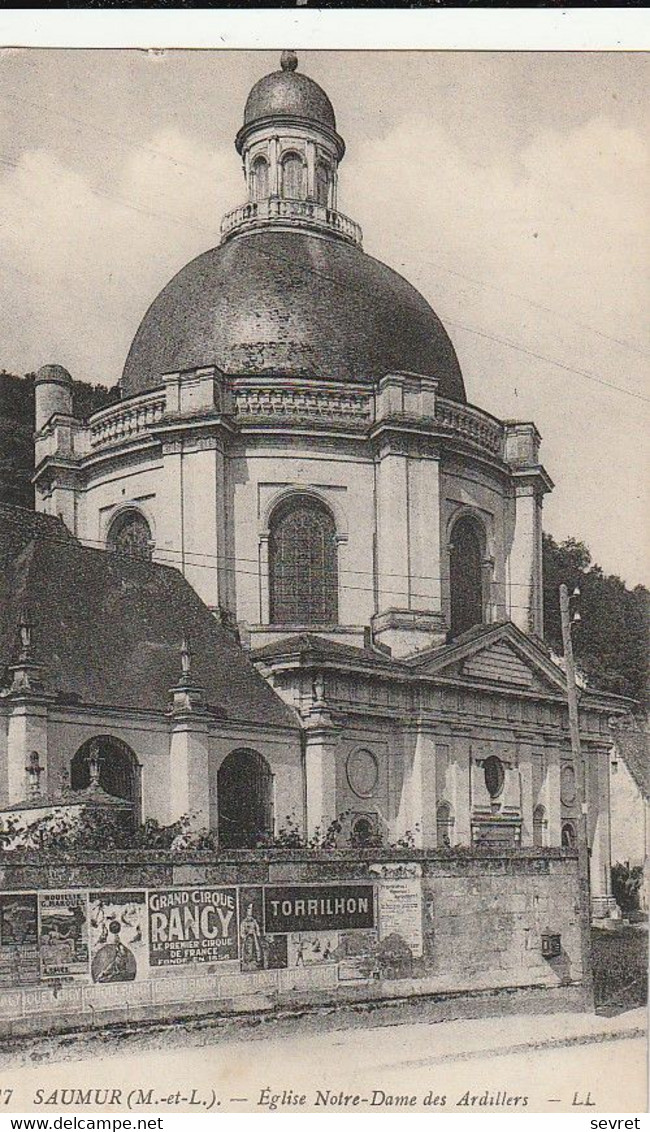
[370,862,423,958]
[264,884,375,934]
[89,892,148,983]
[148,887,239,968]
[0,893,39,987]
[287,931,339,968]
[336,929,380,982]
[238,887,287,971]
[38,892,89,981]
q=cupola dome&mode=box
[120,54,466,404]
[241,50,338,138]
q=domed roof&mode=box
[120,229,466,402]
[35,364,72,385]
[242,51,337,135]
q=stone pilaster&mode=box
[518,740,534,846]
[168,642,212,830]
[450,734,471,845]
[168,717,211,830]
[395,723,436,847]
[5,617,53,804]
[504,423,552,637]
[303,688,339,839]
[588,743,617,919]
[155,404,235,614]
[543,747,562,847]
[6,699,50,805]
[371,374,447,658]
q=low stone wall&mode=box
[0,848,589,1035]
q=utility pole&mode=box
[559,583,594,1006]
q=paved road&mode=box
[1,1008,646,1114]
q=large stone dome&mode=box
[120,228,466,401]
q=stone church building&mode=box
[3,53,629,918]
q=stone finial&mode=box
[18,610,32,662]
[10,612,47,695]
[180,635,192,684]
[169,635,206,717]
[281,50,298,73]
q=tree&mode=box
[543,533,649,706]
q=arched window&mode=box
[561,822,577,849]
[217,748,273,849]
[251,155,269,202]
[269,497,338,626]
[483,755,505,799]
[107,510,152,561]
[70,736,140,825]
[436,802,454,848]
[315,161,330,206]
[449,515,484,636]
[533,804,546,847]
[281,153,305,200]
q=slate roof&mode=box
[251,631,404,674]
[0,505,297,730]
[120,229,466,402]
[613,723,650,801]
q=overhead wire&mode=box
[0,511,544,612]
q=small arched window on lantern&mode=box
[269,495,338,626]
[107,509,153,561]
[281,152,305,200]
[436,801,454,848]
[251,155,269,202]
[533,804,546,847]
[315,161,330,206]
[449,514,485,637]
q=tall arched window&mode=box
[217,748,273,849]
[315,162,330,206]
[281,153,305,200]
[107,510,152,561]
[269,497,338,626]
[449,515,484,636]
[533,804,546,847]
[251,155,269,202]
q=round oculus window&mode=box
[346,749,379,799]
[483,755,505,799]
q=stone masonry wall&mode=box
[0,848,587,1034]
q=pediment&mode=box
[409,623,567,695]
[461,640,536,687]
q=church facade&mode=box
[22,53,628,918]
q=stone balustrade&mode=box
[89,392,166,449]
[435,397,504,457]
[87,382,504,461]
[234,383,373,425]
[220,197,363,248]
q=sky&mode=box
[0,49,648,586]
